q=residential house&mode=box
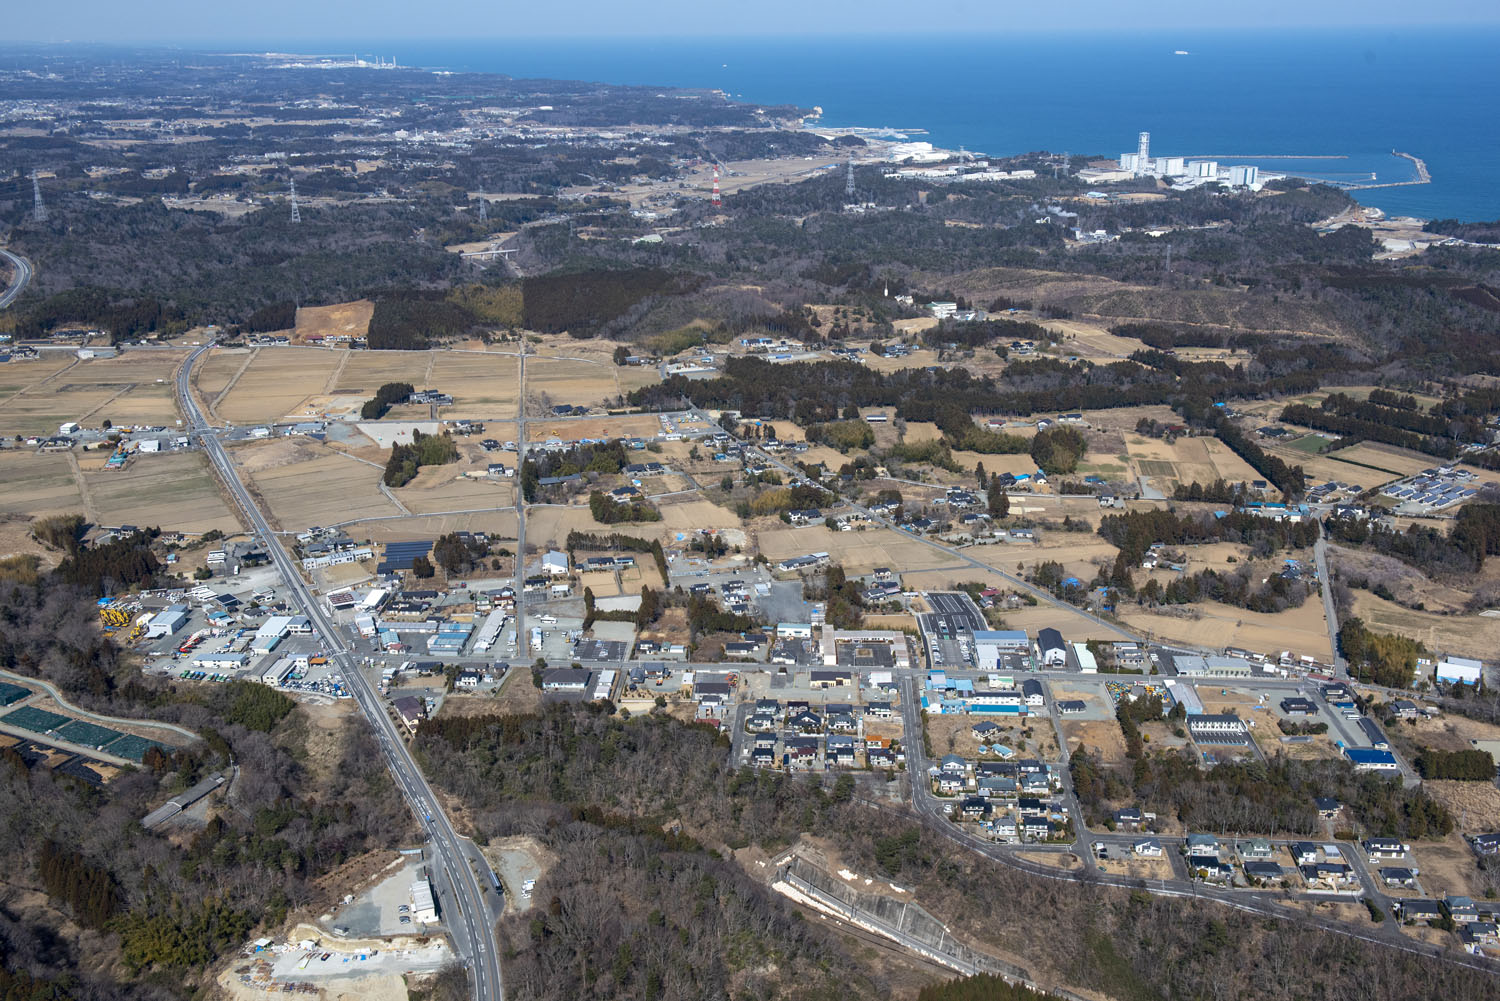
[789,711,823,733]
[868,747,898,769]
[1112,807,1143,831]
[1134,839,1164,858]
[935,772,966,795]
[827,712,858,733]
[939,753,968,774]
[1290,842,1320,866]
[1446,896,1481,923]
[1470,833,1500,856]
[1460,921,1500,954]
[825,735,857,766]
[1399,900,1443,923]
[1364,838,1410,860]
[971,720,1003,741]
[1021,678,1045,706]
[1243,861,1284,882]
[959,796,992,819]
[1239,838,1275,861]
[1300,862,1355,889]
[1314,797,1341,819]
[1379,867,1419,888]
[1185,834,1221,860]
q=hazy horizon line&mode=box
[7,22,1500,49]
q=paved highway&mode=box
[177,344,504,1001]
[0,249,33,309]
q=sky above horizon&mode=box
[10,0,1499,43]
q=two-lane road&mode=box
[177,344,504,1001]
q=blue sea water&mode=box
[276,30,1500,220]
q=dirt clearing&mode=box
[295,300,373,341]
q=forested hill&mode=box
[0,549,411,997]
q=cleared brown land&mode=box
[1409,833,1489,899]
[524,357,623,412]
[757,525,950,576]
[329,350,431,395]
[0,453,86,517]
[295,300,373,341]
[192,348,249,412]
[1062,719,1128,764]
[1014,850,1083,870]
[1349,591,1500,663]
[429,352,520,419]
[83,452,240,535]
[527,414,661,442]
[0,351,186,436]
[1124,434,1262,492]
[243,450,398,530]
[362,511,517,543]
[926,713,1058,761]
[1394,711,1500,756]
[1118,598,1330,662]
[1423,780,1500,837]
[1094,855,1174,881]
[216,347,344,423]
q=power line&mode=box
[31,172,47,223]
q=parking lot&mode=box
[919,591,989,668]
[325,857,436,938]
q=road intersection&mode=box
[178,343,506,1001]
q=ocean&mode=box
[263,29,1500,221]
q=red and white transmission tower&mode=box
[711,165,721,208]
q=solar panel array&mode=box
[2,706,175,762]
[376,539,434,573]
